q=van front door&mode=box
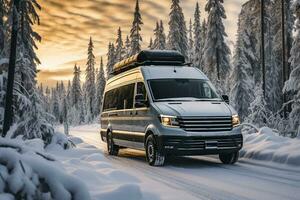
[132,82,151,149]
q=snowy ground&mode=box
[53,124,300,200]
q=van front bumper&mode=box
[156,134,243,156]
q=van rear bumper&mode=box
[156,134,243,156]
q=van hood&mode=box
[153,101,234,117]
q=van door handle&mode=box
[108,113,118,117]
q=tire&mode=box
[145,135,165,166]
[219,151,239,164]
[107,131,119,156]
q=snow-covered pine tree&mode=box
[284,0,300,134]
[62,96,69,135]
[0,0,5,54]
[246,84,271,128]
[152,21,160,49]
[106,42,116,80]
[159,20,166,50]
[167,0,188,59]
[125,35,131,57]
[11,0,54,140]
[230,12,255,121]
[200,19,207,67]
[51,89,60,122]
[115,27,125,62]
[188,19,194,63]
[95,57,106,116]
[153,20,167,50]
[71,64,82,109]
[45,86,51,113]
[193,2,202,70]
[268,0,294,113]
[203,0,231,93]
[85,37,96,121]
[130,0,143,56]
[66,80,72,110]
[148,37,153,49]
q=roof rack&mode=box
[113,50,186,75]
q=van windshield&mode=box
[149,79,221,101]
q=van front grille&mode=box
[178,116,233,132]
[164,135,243,151]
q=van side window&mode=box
[137,82,147,101]
[103,83,135,111]
[103,90,113,111]
[117,83,135,110]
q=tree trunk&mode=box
[2,0,20,137]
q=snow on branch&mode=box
[0,138,91,200]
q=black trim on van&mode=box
[155,134,243,156]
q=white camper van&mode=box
[100,50,242,166]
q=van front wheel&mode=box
[145,135,165,166]
[219,151,239,164]
[107,132,119,156]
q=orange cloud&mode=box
[36,0,247,87]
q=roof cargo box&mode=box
[113,50,185,75]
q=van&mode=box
[100,50,243,166]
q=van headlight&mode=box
[160,115,180,128]
[232,115,240,127]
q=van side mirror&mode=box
[222,95,229,104]
[135,94,148,108]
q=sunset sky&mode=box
[36,0,247,87]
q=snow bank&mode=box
[48,136,147,200]
[241,127,300,166]
[0,138,91,200]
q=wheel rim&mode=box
[147,142,154,162]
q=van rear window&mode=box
[103,83,135,111]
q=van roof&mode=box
[106,65,209,87]
[140,65,208,80]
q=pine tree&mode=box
[115,27,125,62]
[45,86,51,113]
[193,2,202,70]
[0,0,5,53]
[106,42,116,80]
[203,0,231,93]
[85,37,96,121]
[148,37,153,49]
[167,0,188,59]
[71,64,82,108]
[230,13,255,121]
[125,35,131,57]
[152,21,160,49]
[65,80,71,111]
[62,97,69,135]
[284,0,300,134]
[267,0,294,113]
[246,85,271,127]
[153,20,166,50]
[96,57,106,115]
[159,20,166,50]
[130,0,143,55]
[11,0,54,140]
[200,19,207,67]
[51,89,60,122]
[188,19,194,63]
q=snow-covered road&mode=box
[68,125,300,200]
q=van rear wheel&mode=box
[107,132,119,156]
[219,151,239,164]
[145,135,165,166]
